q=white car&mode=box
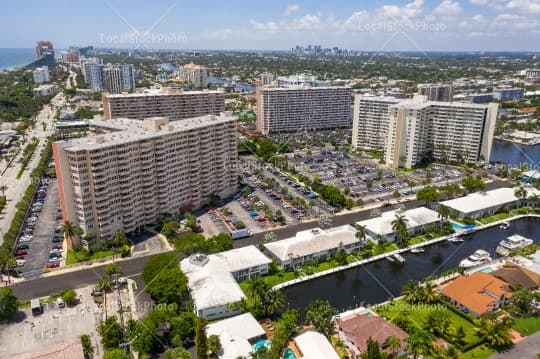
[16,259,26,267]
[19,237,32,243]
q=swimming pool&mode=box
[283,348,298,359]
[479,267,494,273]
[253,339,271,352]
[451,223,476,231]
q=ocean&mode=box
[0,48,35,70]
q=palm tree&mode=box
[528,193,539,209]
[391,214,409,246]
[436,205,451,232]
[420,281,440,304]
[355,224,367,244]
[60,220,84,248]
[406,330,433,359]
[386,335,402,357]
[514,186,528,206]
[263,290,285,317]
[402,279,421,303]
[0,249,16,284]
[0,185,7,197]
[474,316,513,347]
[247,278,271,309]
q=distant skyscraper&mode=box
[35,40,54,59]
[80,59,135,93]
[418,84,453,102]
[260,72,275,86]
[179,62,208,88]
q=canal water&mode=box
[490,139,540,169]
[283,217,540,313]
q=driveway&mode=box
[489,332,540,358]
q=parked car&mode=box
[16,244,30,250]
[16,259,26,267]
[52,237,64,243]
[15,250,28,256]
[47,262,60,269]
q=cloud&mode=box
[472,14,485,22]
[433,0,463,16]
[249,20,279,33]
[469,0,488,5]
[284,4,300,16]
[288,14,321,30]
[505,0,540,15]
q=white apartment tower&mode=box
[33,66,50,83]
[179,62,208,88]
[351,96,401,152]
[353,95,498,168]
[418,83,453,102]
[102,88,225,121]
[256,86,352,134]
[53,114,238,240]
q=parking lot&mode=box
[16,178,63,277]
[0,286,102,358]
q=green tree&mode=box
[105,263,123,277]
[406,330,433,359]
[161,221,180,240]
[113,229,128,247]
[97,316,125,349]
[402,279,421,303]
[514,186,528,205]
[80,334,94,358]
[416,186,440,205]
[474,316,513,347]
[195,317,208,359]
[103,348,126,359]
[0,287,18,321]
[305,300,338,338]
[461,176,485,193]
[355,224,367,244]
[61,289,78,307]
[387,335,402,357]
[264,290,286,317]
[164,347,191,359]
[60,220,84,247]
[391,214,409,246]
[207,334,223,358]
[361,337,384,359]
[436,205,451,231]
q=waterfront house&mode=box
[293,331,340,359]
[355,207,441,242]
[440,187,540,219]
[337,313,408,356]
[441,272,513,317]
[263,225,363,269]
[206,313,266,359]
[491,265,539,290]
[180,246,271,320]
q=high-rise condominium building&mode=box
[53,114,238,240]
[260,72,275,86]
[276,74,331,87]
[80,60,135,93]
[33,66,50,83]
[352,95,498,168]
[351,96,401,152]
[525,69,540,83]
[179,62,208,88]
[102,88,225,121]
[256,86,352,134]
[418,83,453,102]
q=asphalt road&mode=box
[10,179,510,300]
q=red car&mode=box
[47,262,59,269]
[15,250,28,256]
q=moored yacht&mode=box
[459,249,492,268]
[500,221,510,230]
[496,235,533,256]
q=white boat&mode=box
[500,221,510,230]
[448,237,465,243]
[393,253,406,263]
[496,235,533,256]
[386,255,395,262]
[459,249,492,268]
[410,248,425,253]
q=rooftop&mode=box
[441,272,512,316]
[491,265,539,290]
[259,86,351,91]
[264,225,360,261]
[180,246,270,311]
[11,339,84,359]
[206,313,265,359]
[104,87,222,98]
[440,187,540,214]
[356,207,440,237]
[59,113,235,152]
[338,314,408,354]
[294,331,340,359]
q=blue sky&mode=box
[1,0,539,51]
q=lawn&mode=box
[375,299,481,346]
[513,316,540,336]
[460,344,495,359]
[66,249,114,265]
[477,207,531,225]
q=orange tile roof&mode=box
[442,272,512,316]
[516,107,537,114]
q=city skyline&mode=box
[2,0,540,51]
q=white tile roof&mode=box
[356,207,440,237]
[440,187,540,215]
[294,331,340,359]
[264,225,360,261]
[206,313,265,359]
[180,246,270,311]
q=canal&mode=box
[283,217,540,313]
[490,139,540,169]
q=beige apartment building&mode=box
[102,88,225,121]
[179,62,208,88]
[53,114,238,240]
[351,96,401,152]
[353,95,498,168]
[256,86,352,134]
